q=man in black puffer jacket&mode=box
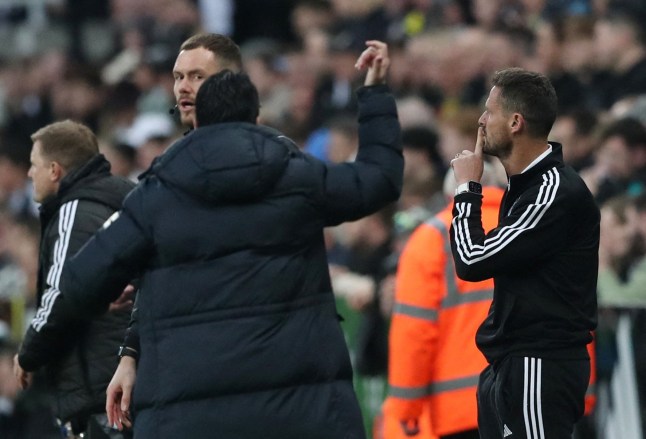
[57,41,402,439]
[15,120,135,438]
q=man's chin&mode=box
[180,113,194,128]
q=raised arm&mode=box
[322,41,403,225]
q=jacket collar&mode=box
[40,154,111,215]
[507,142,563,194]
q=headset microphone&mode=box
[169,105,178,115]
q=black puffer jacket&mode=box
[19,155,135,422]
[61,85,402,439]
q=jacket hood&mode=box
[150,123,292,203]
[42,154,133,214]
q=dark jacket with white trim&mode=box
[18,155,134,422]
[450,143,599,363]
[59,85,402,439]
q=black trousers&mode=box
[477,356,589,439]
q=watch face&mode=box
[468,181,482,194]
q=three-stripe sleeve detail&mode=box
[32,200,79,332]
[452,168,560,265]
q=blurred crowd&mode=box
[0,0,646,437]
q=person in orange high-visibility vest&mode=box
[383,163,505,439]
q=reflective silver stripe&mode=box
[425,217,457,307]
[389,384,428,399]
[425,217,457,298]
[443,288,493,308]
[430,374,480,394]
[393,302,437,322]
[389,374,480,399]
[424,218,493,309]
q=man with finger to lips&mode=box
[449,68,599,439]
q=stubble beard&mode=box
[180,111,194,129]
[483,135,512,160]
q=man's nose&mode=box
[177,77,191,94]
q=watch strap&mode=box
[118,345,139,362]
[455,181,482,195]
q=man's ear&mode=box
[49,161,64,182]
[510,114,524,133]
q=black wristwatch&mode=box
[455,181,482,195]
[117,345,139,362]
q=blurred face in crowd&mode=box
[600,203,636,263]
[535,22,560,72]
[28,141,59,203]
[479,86,513,159]
[596,135,633,179]
[0,157,27,194]
[594,19,630,70]
[173,47,223,127]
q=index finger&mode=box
[355,40,388,69]
[474,126,484,157]
[365,41,388,59]
[354,46,377,70]
[365,40,387,50]
[106,389,118,428]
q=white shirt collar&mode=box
[521,144,552,174]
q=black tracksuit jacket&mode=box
[18,155,134,422]
[450,143,599,363]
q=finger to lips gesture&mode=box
[451,126,484,184]
[355,40,390,86]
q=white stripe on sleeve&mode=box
[32,200,79,332]
[452,168,560,266]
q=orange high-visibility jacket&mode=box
[384,187,504,438]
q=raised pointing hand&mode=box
[354,40,390,87]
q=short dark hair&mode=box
[180,34,242,71]
[401,125,445,174]
[195,71,260,126]
[599,117,646,150]
[491,67,557,138]
[31,120,98,171]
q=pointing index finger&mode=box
[475,126,484,157]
